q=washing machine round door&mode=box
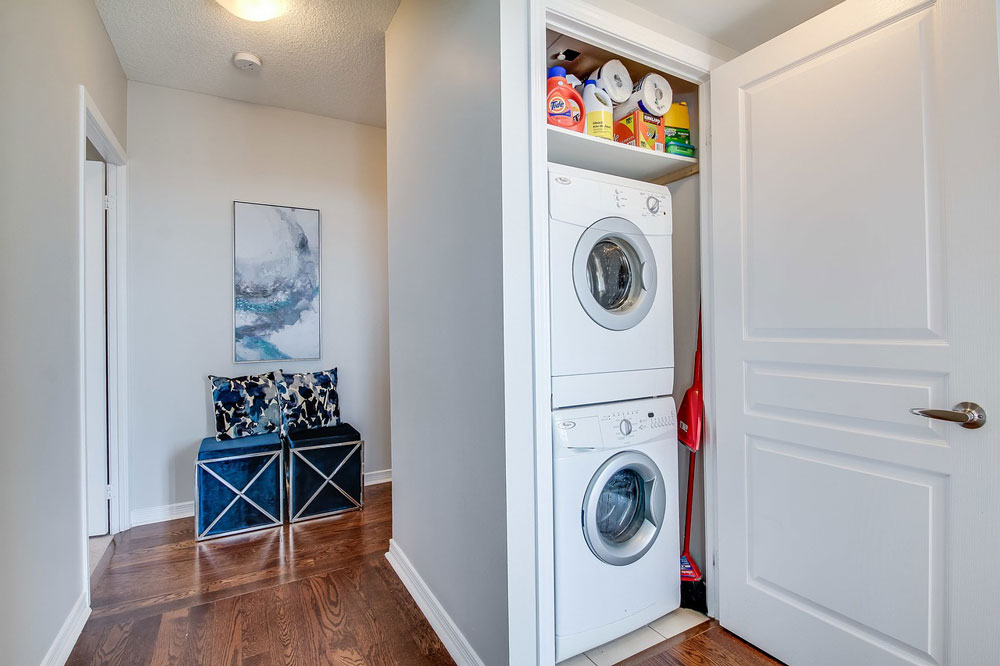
[583,451,666,566]
[573,217,657,331]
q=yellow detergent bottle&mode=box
[581,79,613,140]
[662,102,691,145]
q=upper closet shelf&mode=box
[547,126,697,182]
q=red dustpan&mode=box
[677,313,703,582]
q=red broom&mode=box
[677,312,703,582]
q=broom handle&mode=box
[693,312,702,386]
[683,448,697,554]
[683,311,702,554]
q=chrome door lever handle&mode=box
[910,402,987,429]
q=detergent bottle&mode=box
[581,79,613,140]
[662,102,691,145]
[546,66,585,132]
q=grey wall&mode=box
[385,0,509,664]
[669,175,706,571]
[126,82,390,516]
[0,0,127,663]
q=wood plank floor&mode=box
[69,483,453,665]
[70,482,780,665]
[622,621,784,666]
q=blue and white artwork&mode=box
[234,202,320,362]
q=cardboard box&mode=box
[614,111,664,152]
[664,126,691,145]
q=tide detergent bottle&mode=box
[546,66,585,132]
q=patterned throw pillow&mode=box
[209,372,282,440]
[275,368,340,434]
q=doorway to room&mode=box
[81,88,129,586]
[83,150,109,552]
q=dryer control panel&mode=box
[548,164,672,236]
[553,396,676,454]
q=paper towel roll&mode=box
[587,59,633,105]
[614,73,673,119]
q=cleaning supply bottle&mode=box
[581,79,613,140]
[662,102,691,145]
[662,101,696,158]
[546,66,585,133]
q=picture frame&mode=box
[233,201,321,362]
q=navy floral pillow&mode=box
[209,372,282,440]
[275,368,340,434]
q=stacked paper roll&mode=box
[613,73,673,120]
[586,59,633,105]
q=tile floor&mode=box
[88,534,113,576]
[559,607,709,666]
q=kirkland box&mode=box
[286,423,364,523]
[614,110,664,152]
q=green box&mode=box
[664,126,690,144]
[665,142,696,158]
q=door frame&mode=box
[525,3,727,663]
[78,86,129,585]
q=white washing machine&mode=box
[549,163,674,408]
[553,396,680,662]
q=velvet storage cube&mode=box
[196,432,284,540]
[286,423,363,523]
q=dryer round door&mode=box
[583,450,666,566]
[573,217,657,331]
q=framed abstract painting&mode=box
[233,201,320,362]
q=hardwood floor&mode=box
[70,481,780,665]
[69,483,454,665]
[621,621,784,666]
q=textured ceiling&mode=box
[95,0,400,127]
[627,0,845,53]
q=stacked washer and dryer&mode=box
[548,163,680,661]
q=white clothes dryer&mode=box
[548,163,674,408]
[553,396,680,661]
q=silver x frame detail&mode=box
[288,439,365,524]
[195,449,284,541]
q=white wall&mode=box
[385,0,510,664]
[126,82,390,516]
[0,1,127,663]
[584,0,740,62]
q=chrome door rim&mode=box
[573,217,657,331]
[582,450,666,566]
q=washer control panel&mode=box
[598,403,674,446]
[553,396,676,453]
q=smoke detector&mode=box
[233,52,262,72]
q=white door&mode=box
[710,0,1000,664]
[84,160,109,537]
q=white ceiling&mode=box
[628,0,845,53]
[95,0,400,128]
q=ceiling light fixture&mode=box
[216,0,288,22]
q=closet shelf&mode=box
[547,125,697,182]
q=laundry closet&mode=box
[541,17,709,663]
[386,0,998,664]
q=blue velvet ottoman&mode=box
[286,423,363,523]
[196,432,283,540]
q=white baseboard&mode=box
[365,468,392,485]
[40,589,90,666]
[130,501,194,527]
[128,469,389,528]
[385,539,485,666]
